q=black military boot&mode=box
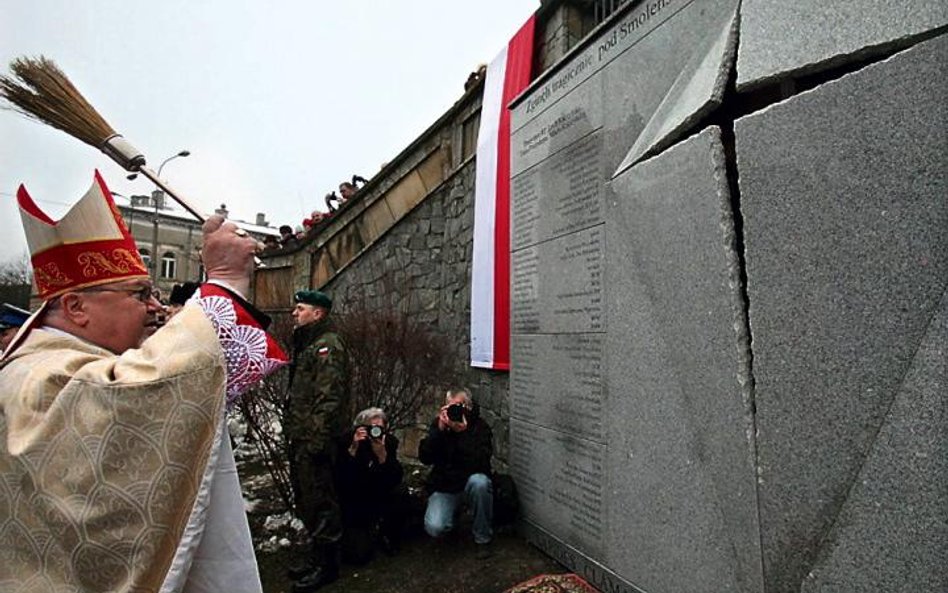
[291,565,337,593]
[291,546,339,593]
[286,557,312,580]
[286,541,316,580]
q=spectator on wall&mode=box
[327,175,368,213]
[325,191,343,213]
[279,224,298,248]
[263,235,280,250]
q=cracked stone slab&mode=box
[736,33,948,593]
[737,0,948,91]
[604,126,760,593]
[614,2,738,174]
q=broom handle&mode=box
[136,166,206,222]
[136,166,265,268]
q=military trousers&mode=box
[288,443,343,550]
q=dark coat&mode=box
[418,406,493,494]
[334,430,403,526]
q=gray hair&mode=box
[353,407,387,427]
[445,387,472,406]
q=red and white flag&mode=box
[470,15,535,370]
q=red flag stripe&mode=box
[491,15,535,371]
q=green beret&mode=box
[295,290,332,310]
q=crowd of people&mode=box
[268,174,369,251]
[0,171,499,593]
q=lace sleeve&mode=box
[192,284,288,407]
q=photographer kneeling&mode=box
[419,387,493,551]
[334,407,405,564]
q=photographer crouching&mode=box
[418,387,494,553]
[334,407,406,564]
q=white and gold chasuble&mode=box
[0,287,286,593]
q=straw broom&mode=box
[0,56,209,224]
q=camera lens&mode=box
[368,425,384,439]
[447,404,465,422]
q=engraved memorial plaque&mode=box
[511,225,604,334]
[509,419,607,558]
[511,333,605,441]
[512,131,605,250]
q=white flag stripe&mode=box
[470,45,508,369]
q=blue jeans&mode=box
[424,473,493,544]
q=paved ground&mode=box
[257,524,566,593]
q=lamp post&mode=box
[147,150,190,282]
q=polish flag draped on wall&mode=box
[470,15,536,370]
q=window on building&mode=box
[461,111,481,161]
[139,248,151,270]
[594,0,628,25]
[161,252,177,279]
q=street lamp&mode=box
[158,150,191,177]
[131,150,190,282]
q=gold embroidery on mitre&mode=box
[78,249,147,277]
[34,263,73,290]
[113,249,148,273]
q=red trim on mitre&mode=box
[93,169,134,236]
[16,184,56,225]
[19,171,147,300]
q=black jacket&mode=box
[418,406,493,494]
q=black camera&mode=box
[363,425,385,439]
[446,404,466,422]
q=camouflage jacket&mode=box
[285,317,350,455]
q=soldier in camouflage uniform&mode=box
[285,290,350,592]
